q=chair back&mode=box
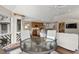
[21,30,30,41]
[20,30,31,51]
[40,29,46,37]
[47,30,56,41]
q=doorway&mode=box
[59,22,65,32]
[31,22,44,37]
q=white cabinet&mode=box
[57,33,79,51]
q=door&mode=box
[59,22,65,32]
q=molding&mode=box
[13,13,25,17]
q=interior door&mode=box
[59,22,65,32]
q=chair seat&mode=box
[46,38,55,42]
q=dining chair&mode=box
[46,30,57,49]
[46,30,57,41]
[20,30,31,51]
[21,30,31,41]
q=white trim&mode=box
[0,24,1,33]
[11,16,17,43]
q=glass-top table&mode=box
[20,37,57,54]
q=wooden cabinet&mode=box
[32,22,43,29]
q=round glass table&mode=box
[20,37,57,54]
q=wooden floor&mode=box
[0,43,76,54]
[55,46,75,54]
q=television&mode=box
[66,23,77,29]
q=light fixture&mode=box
[25,25,28,29]
[24,24,30,29]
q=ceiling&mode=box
[2,5,79,21]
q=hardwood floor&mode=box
[1,43,77,54]
[55,46,75,54]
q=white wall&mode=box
[0,6,12,34]
[57,19,79,34]
[65,22,79,34]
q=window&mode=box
[17,19,21,32]
[1,23,8,33]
